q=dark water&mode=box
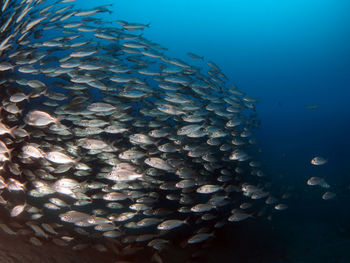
[2,0,350,262]
[92,0,350,262]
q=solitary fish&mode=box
[322,191,336,200]
[307,177,330,188]
[274,203,288,210]
[311,156,327,166]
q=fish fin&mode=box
[8,125,17,138]
[74,157,82,164]
[151,252,163,263]
[7,147,15,161]
[184,216,191,225]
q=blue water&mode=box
[86,0,350,180]
[73,0,350,261]
[5,0,349,261]
[94,1,350,262]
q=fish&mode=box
[0,123,16,138]
[87,102,116,112]
[44,151,77,164]
[311,156,328,165]
[157,219,189,230]
[307,177,330,188]
[29,237,43,246]
[0,62,14,71]
[0,223,16,235]
[304,104,319,110]
[0,140,12,155]
[274,203,288,211]
[10,204,26,217]
[0,0,275,261]
[144,157,174,172]
[59,211,92,223]
[196,184,223,194]
[24,111,59,127]
[105,168,144,182]
[322,191,336,200]
[228,210,253,222]
[122,22,151,31]
[187,52,204,60]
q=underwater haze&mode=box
[81,0,350,262]
[1,0,350,262]
[90,0,350,179]
[87,1,350,259]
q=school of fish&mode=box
[0,0,287,262]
